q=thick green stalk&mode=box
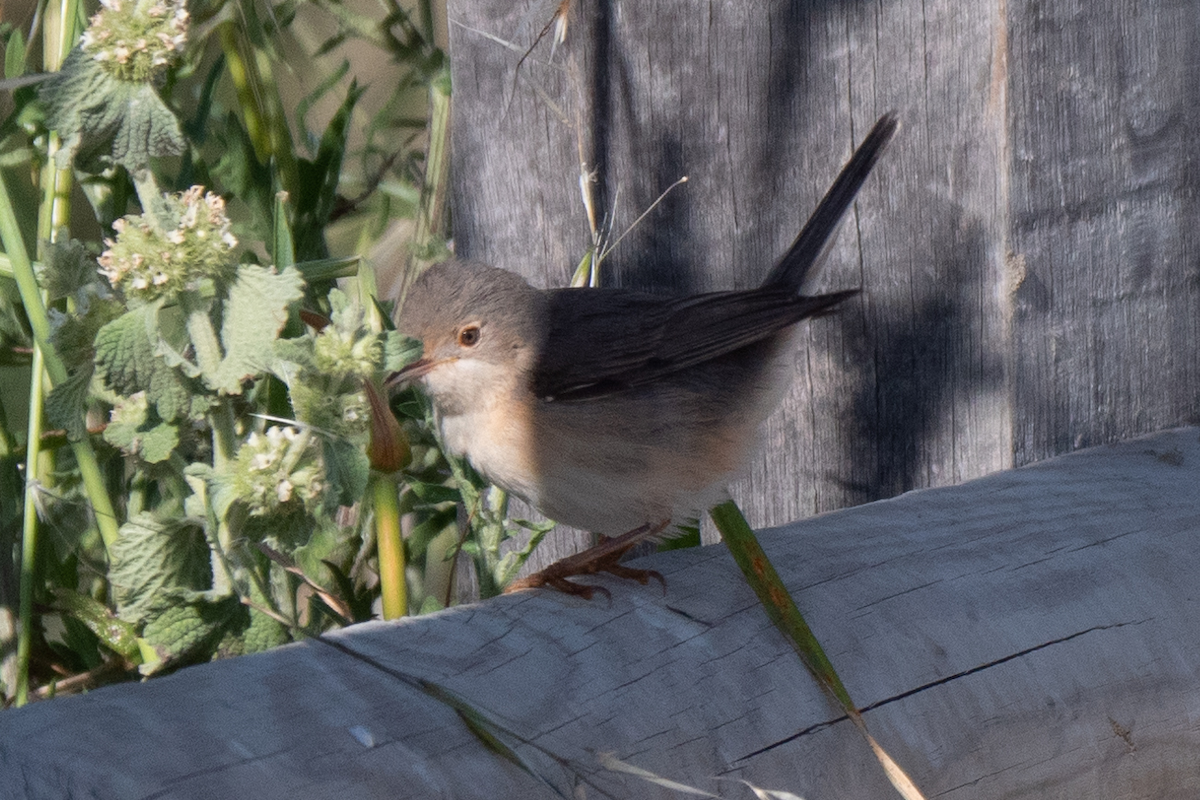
[14,348,48,707]
[373,473,407,619]
[211,399,238,470]
[0,171,120,550]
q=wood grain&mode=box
[444,0,1200,569]
[5,427,1200,798]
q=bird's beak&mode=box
[385,355,453,389]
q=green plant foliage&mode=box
[109,513,211,624]
[139,591,242,675]
[207,265,304,394]
[1,0,560,706]
[40,47,185,171]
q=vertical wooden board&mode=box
[447,0,1014,544]
[1007,0,1200,465]
[730,0,1013,527]
[446,0,588,288]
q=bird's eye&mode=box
[457,324,481,348]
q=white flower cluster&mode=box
[236,426,326,516]
[80,0,189,81]
[98,186,238,299]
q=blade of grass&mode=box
[0,171,120,551]
[709,499,926,800]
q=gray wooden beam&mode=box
[4,427,1200,798]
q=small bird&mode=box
[390,113,897,596]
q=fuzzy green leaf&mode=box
[206,265,305,394]
[41,47,185,171]
[49,296,123,373]
[37,239,98,301]
[103,393,148,451]
[95,304,192,421]
[139,593,241,675]
[148,363,191,422]
[242,607,290,654]
[272,336,316,372]
[94,304,158,396]
[321,436,369,508]
[109,512,212,624]
[139,421,179,463]
[45,365,93,440]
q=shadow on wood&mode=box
[3,428,1198,799]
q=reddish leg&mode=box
[504,520,671,599]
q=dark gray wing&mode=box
[531,112,896,402]
[532,287,857,401]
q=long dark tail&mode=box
[762,113,899,292]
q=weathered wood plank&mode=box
[1007,0,1200,464]
[4,427,1200,798]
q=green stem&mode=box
[373,473,406,619]
[0,170,120,551]
[14,347,47,707]
[185,473,234,596]
[708,500,857,715]
[211,399,238,471]
[412,66,451,259]
[184,305,223,378]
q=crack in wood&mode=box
[730,618,1151,764]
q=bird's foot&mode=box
[503,521,669,600]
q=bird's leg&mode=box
[504,520,671,599]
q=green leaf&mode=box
[5,28,26,79]
[102,392,149,451]
[408,480,461,506]
[41,47,185,172]
[94,304,159,396]
[148,362,192,422]
[44,365,93,440]
[139,592,241,675]
[210,112,273,243]
[404,506,456,561]
[36,239,97,301]
[295,59,351,154]
[293,255,361,283]
[95,303,193,421]
[292,81,365,260]
[242,607,290,654]
[321,436,369,508]
[206,265,305,394]
[139,421,179,463]
[272,171,295,268]
[109,512,212,624]
[272,335,316,373]
[48,295,123,373]
[708,500,856,712]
